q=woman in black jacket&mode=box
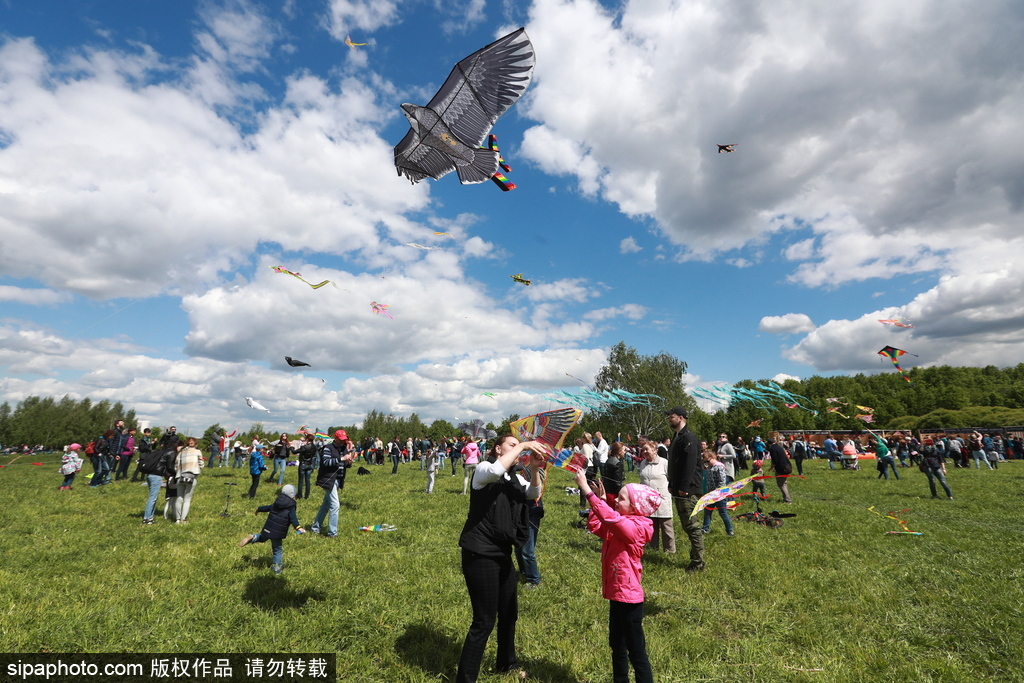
[455,436,550,683]
[601,441,626,495]
[295,433,318,499]
[268,434,293,485]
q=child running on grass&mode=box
[575,468,661,683]
[59,444,84,490]
[239,484,305,575]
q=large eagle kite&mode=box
[394,28,535,185]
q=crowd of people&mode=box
[45,412,1013,682]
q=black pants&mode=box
[456,549,518,682]
[609,600,653,683]
[248,474,260,499]
[115,455,133,480]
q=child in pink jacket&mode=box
[575,469,661,683]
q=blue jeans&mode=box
[972,451,992,469]
[312,482,339,536]
[702,500,734,534]
[878,456,900,480]
[143,474,163,520]
[391,455,399,474]
[515,507,543,584]
[250,534,284,566]
[270,458,287,484]
[89,454,104,485]
[925,467,953,498]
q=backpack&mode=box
[138,447,176,476]
[84,441,96,456]
[794,441,806,457]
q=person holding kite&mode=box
[574,466,661,683]
[700,449,735,536]
[455,436,550,682]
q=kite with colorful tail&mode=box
[487,135,516,191]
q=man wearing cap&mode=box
[311,430,356,538]
[665,407,705,572]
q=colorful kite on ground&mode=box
[245,397,270,412]
[393,28,535,186]
[371,301,394,319]
[878,346,917,383]
[285,357,311,367]
[359,524,397,532]
[345,36,367,48]
[868,506,922,535]
[511,408,583,471]
[510,273,532,286]
[878,318,914,328]
[270,265,336,290]
[487,135,516,191]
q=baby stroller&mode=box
[841,444,860,470]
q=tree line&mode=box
[6,345,1024,452]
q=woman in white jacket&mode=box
[174,437,205,523]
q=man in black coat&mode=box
[665,407,705,572]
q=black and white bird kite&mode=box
[394,28,535,186]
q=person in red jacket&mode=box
[575,468,661,683]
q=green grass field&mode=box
[2,454,1022,682]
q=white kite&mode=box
[245,397,270,412]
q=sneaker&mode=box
[272,564,283,575]
[685,563,705,573]
[727,531,735,537]
[239,534,255,547]
[523,582,540,591]
[142,518,154,525]
[700,529,709,534]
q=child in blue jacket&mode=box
[248,449,267,499]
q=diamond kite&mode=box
[878,345,917,383]
[285,357,311,368]
[510,273,532,286]
[717,144,738,153]
[393,28,535,186]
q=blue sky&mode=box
[2,0,1022,433]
